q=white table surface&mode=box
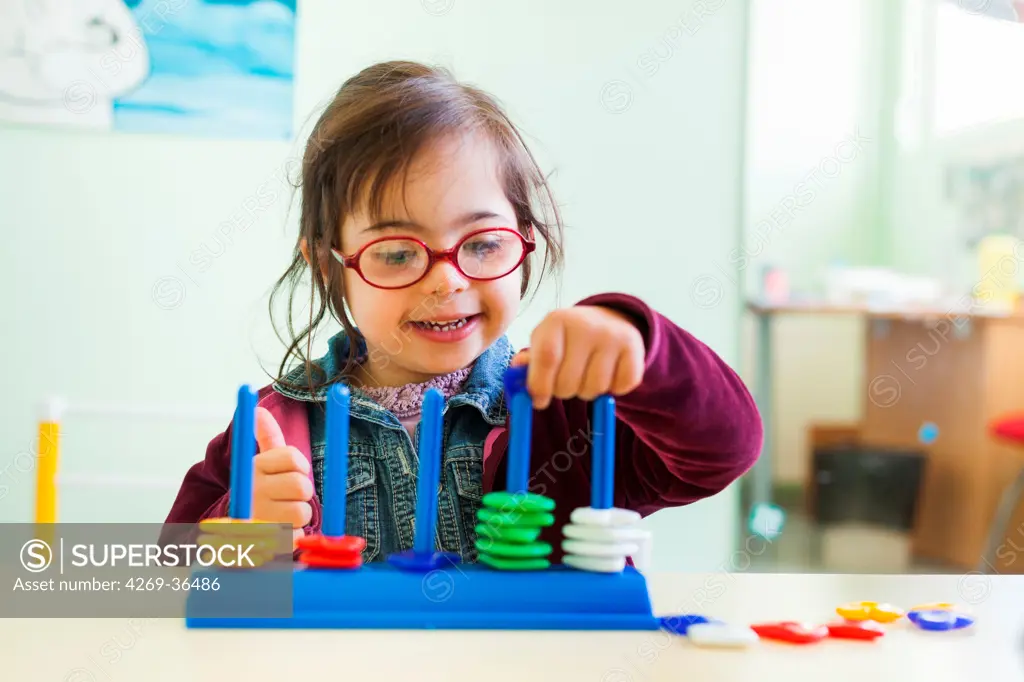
[6,573,1024,681]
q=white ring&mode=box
[562,539,639,558]
[686,623,759,648]
[570,507,641,527]
[562,523,648,543]
[563,554,627,573]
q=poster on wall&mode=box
[947,0,1024,22]
[0,0,297,140]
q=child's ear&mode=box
[300,237,330,284]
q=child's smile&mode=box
[407,313,482,341]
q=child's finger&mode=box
[255,407,287,452]
[578,346,619,400]
[611,345,645,395]
[509,349,530,367]
[255,446,310,475]
[552,328,592,400]
[259,471,314,502]
[257,500,312,529]
[527,323,565,409]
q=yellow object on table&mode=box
[975,234,1020,312]
[835,600,905,623]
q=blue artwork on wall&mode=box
[0,0,297,140]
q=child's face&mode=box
[339,131,523,386]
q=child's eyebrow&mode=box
[455,210,506,226]
[361,211,509,234]
[360,219,420,234]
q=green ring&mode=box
[482,491,556,513]
[475,538,552,558]
[474,524,542,544]
[478,553,551,571]
[477,507,554,528]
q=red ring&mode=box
[295,534,366,554]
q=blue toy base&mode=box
[386,549,461,572]
[185,563,659,631]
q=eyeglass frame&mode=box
[330,227,536,290]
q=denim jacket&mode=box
[273,332,513,563]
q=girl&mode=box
[164,60,763,564]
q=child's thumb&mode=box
[510,349,530,367]
[254,406,286,452]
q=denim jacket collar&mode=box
[272,331,512,430]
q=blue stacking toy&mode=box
[322,383,350,537]
[185,371,660,631]
[503,365,533,494]
[592,392,615,510]
[227,385,257,519]
[387,388,460,572]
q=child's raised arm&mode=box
[582,292,763,514]
[516,293,763,516]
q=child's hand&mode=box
[253,408,314,548]
[511,306,645,409]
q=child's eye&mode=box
[463,238,503,258]
[372,248,418,266]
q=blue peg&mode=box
[228,384,258,519]
[322,383,351,537]
[592,395,615,510]
[503,365,532,494]
[413,388,443,554]
[387,388,460,571]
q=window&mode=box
[933,1,1024,135]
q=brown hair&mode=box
[269,60,565,394]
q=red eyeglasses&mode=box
[331,227,535,290]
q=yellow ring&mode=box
[198,517,288,536]
[195,534,290,555]
[910,602,956,612]
[836,601,904,622]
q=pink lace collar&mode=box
[359,366,473,418]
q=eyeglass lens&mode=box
[359,231,525,287]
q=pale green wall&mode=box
[740,0,883,300]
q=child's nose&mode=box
[423,259,469,297]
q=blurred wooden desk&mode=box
[747,299,1024,573]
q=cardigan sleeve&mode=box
[577,293,763,515]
